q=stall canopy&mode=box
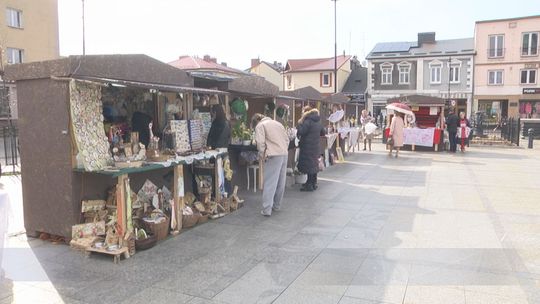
[323,93,350,105]
[279,86,324,102]
[226,76,279,97]
[5,54,194,88]
[387,94,446,107]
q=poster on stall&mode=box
[403,128,435,147]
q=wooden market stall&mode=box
[6,55,243,261]
[386,95,445,151]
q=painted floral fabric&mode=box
[170,120,191,153]
[189,119,204,151]
[69,80,112,171]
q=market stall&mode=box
[386,95,445,151]
[6,55,244,261]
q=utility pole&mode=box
[82,0,86,55]
[331,0,337,93]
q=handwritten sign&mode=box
[403,128,435,147]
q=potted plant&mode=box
[231,122,244,145]
[241,127,253,146]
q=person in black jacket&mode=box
[446,110,459,153]
[297,106,325,192]
[207,104,231,149]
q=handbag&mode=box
[387,137,394,146]
[318,156,325,172]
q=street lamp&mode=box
[331,0,337,93]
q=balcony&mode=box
[487,48,505,59]
[520,47,539,57]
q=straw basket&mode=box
[182,213,200,228]
[197,214,209,224]
[143,216,170,241]
[135,235,157,251]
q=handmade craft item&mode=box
[71,221,106,240]
[170,120,191,153]
[81,200,106,212]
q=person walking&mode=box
[446,110,459,153]
[458,112,471,152]
[360,109,374,151]
[207,104,231,149]
[296,106,324,192]
[252,114,289,216]
[388,112,405,158]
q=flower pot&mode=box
[242,140,252,146]
[294,174,307,184]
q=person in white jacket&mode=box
[252,114,289,216]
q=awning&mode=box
[61,75,228,95]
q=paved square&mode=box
[2,144,540,303]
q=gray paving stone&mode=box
[273,287,343,304]
[119,287,193,304]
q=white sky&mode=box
[58,0,540,69]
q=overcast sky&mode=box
[58,0,539,69]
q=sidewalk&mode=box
[1,143,540,304]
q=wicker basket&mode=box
[143,216,170,241]
[182,213,200,228]
[135,235,157,250]
[197,214,209,224]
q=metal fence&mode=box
[1,125,19,173]
[470,116,520,146]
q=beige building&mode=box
[283,55,352,95]
[248,59,283,90]
[474,15,540,119]
[0,0,59,65]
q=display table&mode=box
[228,145,263,190]
[338,127,362,152]
[385,127,442,151]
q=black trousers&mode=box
[307,173,318,186]
[449,131,457,152]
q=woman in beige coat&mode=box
[388,112,405,158]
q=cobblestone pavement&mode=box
[1,143,540,303]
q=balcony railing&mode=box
[487,48,505,58]
[521,47,539,57]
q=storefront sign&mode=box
[523,88,540,94]
[524,63,539,69]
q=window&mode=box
[488,70,504,85]
[522,32,539,56]
[321,73,331,87]
[488,35,504,58]
[521,69,536,84]
[398,62,410,84]
[429,61,442,84]
[380,63,393,85]
[6,8,22,28]
[6,48,23,64]
[286,75,292,89]
[448,60,461,83]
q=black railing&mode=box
[470,115,520,146]
[1,125,19,173]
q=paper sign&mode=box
[429,107,438,115]
[403,128,435,147]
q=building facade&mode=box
[367,33,474,119]
[248,59,283,90]
[283,55,352,95]
[474,15,540,119]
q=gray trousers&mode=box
[262,155,288,215]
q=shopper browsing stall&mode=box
[388,112,405,158]
[458,112,471,152]
[207,104,231,149]
[252,114,289,216]
[297,106,325,192]
[446,111,459,153]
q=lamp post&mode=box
[82,0,86,55]
[331,0,337,93]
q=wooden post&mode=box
[214,156,222,202]
[224,95,231,120]
[116,174,128,237]
[172,165,184,234]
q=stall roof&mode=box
[68,75,228,95]
[226,76,279,97]
[280,86,324,101]
[323,93,350,104]
[388,94,446,106]
[5,54,194,87]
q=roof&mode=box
[262,61,283,72]
[168,55,247,76]
[5,54,193,87]
[367,38,474,59]
[324,93,350,104]
[342,67,367,95]
[227,76,279,97]
[387,94,446,106]
[285,55,351,72]
[280,86,324,101]
[476,14,540,24]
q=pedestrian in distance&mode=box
[252,113,289,217]
[296,106,325,192]
[360,109,374,151]
[388,112,405,158]
[446,110,459,153]
[457,111,471,152]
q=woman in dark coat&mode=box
[297,106,325,191]
[207,104,231,149]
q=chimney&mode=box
[203,55,211,62]
[221,62,227,67]
[251,58,260,68]
[418,32,436,46]
[210,57,217,63]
